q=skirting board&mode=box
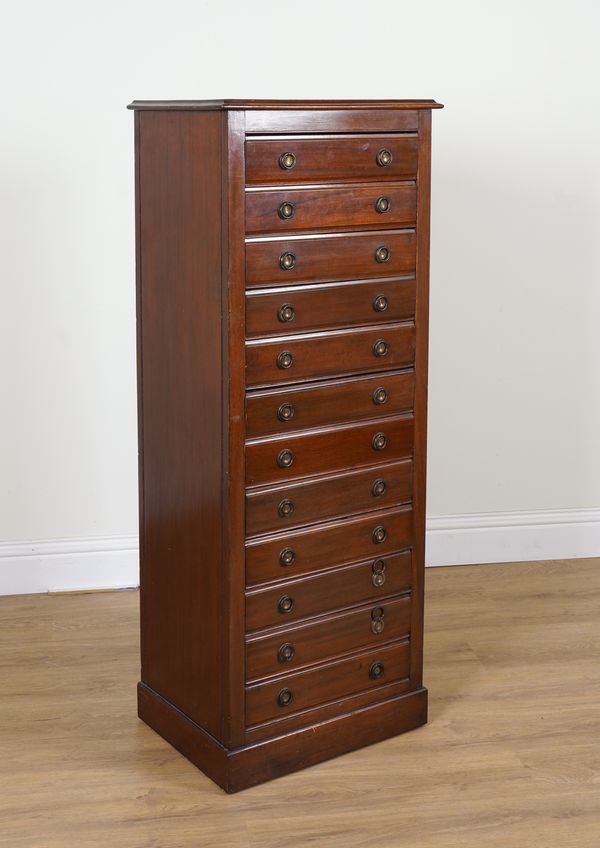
[1,508,599,595]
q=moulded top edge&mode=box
[126,99,444,111]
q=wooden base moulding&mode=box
[138,682,428,794]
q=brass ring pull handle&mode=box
[278,303,296,323]
[279,547,296,566]
[376,148,393,167]
[277,687,294,706]
[375,246,390,263]
[279,252,296,271]
[277,350,294,369]
[372,559,386,587]
[372,386,388,405]
[372,432,387,451]
[371,478,387,497]
[375,195,391,213]
[372,339,388,357]
[278,201,295,219]
[278,643,295,663]
[371,606,385,634]
[279,152,296,170]
[372,525,387,544]
[369,661,385,680]
[277,402,295,422]
[278,595,294,614]
[277,448,294,468]
[278,498,294,518]
[373,294,388,312]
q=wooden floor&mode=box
[1,559,599,847]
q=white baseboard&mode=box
[426,507,600,566]
[0,535,139,596]
[1,508,599,595]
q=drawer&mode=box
[246,277,416,338]
[245,640,410,726]
[246,416,413,487]
[246,551,412,630]
[246,505,413,586]
[246,323,415,388]
[246,595,411,681]
[245,134,419,185]
[245,371,414,438]
[246,460,412,537]
[246,230,416,287]
[245,183,417,235]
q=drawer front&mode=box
[246,551,412,630]
[246,640,410,726]
[245,371,414,438]
[245,135,419,185]
[246,277,416,338]
[246,323,415,388]
[246,506,413,585]
[245,183,417,235]
[246,230,416,287]
[246,460,412,537]
[246,416,413,486]
[246,595,411,681]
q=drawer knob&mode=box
[371,606,385,635]
[375,195,391,213]
[278,201,295,220]
[278,595,294,614]
[369,661,385,680]
[376,149,393,167]
[373,294,388,312]
[372,386,388,405]
[372,525,387,544]
[278,498,295,518]
[375,246,390,263]
[372,478,387,497]
[278,642,296,663]
[280,252,296,271]
[372,339,388,358]
[372,432,387,451]
[277,350,294,369]
[277,448,294,468]
[278,687,294,707]
[279,547,296,566]
[278,303,296,323]
[372,559,386,587]
[277,402,295,422]
[279,152,297,170]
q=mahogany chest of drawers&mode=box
[128,98,442,792]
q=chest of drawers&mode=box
[128,98,442,793]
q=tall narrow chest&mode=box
[129,99,443,792]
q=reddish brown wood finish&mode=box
[246,415,414,486]
[138,682,428,793]
[246,595,411,681]
[132,99,440,793]
[246,323,415,387]
[246,135,418,185]
[246,229,416,286]
[136,110,224,738]
[245,550,412,630]
[245,640,410,726]
[245,370,415,438]
[246,459,412,537]
[245,505,413,585]
[245,182,417,234]
[246,277,416,337]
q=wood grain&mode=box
[1,557,598,842]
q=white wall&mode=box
[1,0,599,591]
